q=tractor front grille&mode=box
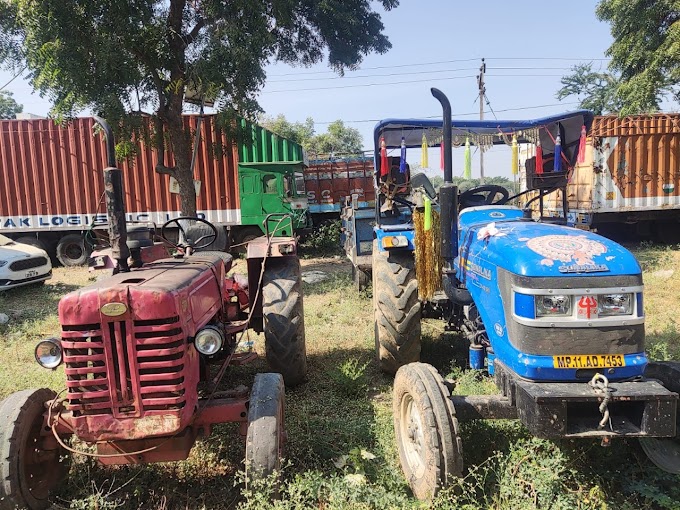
[62,315,186,417]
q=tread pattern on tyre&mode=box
[373,240,421,374]
[393,363,463,500]
[0,388,63,510]
[56,234,87,267]
[262,257,307,387]
[245,373,285,481]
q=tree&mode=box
[596,0,679,115]
[307,120,363,156]
[0,0,398,216]
[556,63,623,115]
[260,115,315,146]
[0,90,22,119]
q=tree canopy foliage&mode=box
[261,116,364,156]
[0,0,398,214]
[556,63,622,115]
[0,90,22,119]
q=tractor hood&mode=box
[457,206,641,278]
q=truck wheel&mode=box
[245,373,285,485]
[262,257,307,386]
[640,361,680,473]
[232,227,263,254]
[56,234,87,266]
[0,388,69,510]
[393,363,463,500]
[373,240,421,374]
[352,265,370,292]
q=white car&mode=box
[0,234,52,290]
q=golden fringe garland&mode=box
[413,209,443,301]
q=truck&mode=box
[0,116,311,265]
[520,113,680,242]
[371,89,680,499]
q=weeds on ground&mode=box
[299,220,343,258]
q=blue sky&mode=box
[0,1,654,178]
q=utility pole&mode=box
[477,58,486,184]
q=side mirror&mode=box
[410,173,437,200]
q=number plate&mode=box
[25,270,39,278]
[553,354,626,369]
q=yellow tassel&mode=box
[511,134,519,175]
[421,133,429,168]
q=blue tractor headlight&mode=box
[597,293,633,316]
[382,235,409,248]
[536,295,572,317]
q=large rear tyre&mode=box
[56,234,88,266]
[373,240,421,374]
[262,257,307,386]
[0,388,69,510]
[640,361,680,473]
[245,373,285,485]
[393,363,463,500]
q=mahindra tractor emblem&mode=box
[100,302,128,317]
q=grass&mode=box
[0,245,679,509]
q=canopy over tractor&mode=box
[369,88,680,500]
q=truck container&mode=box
[520,113,680,241]
[0,115,310,265]
[304,156,375,223]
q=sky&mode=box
[0,0,672,179]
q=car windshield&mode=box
[0,234,14,246]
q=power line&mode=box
[0,66,27,92]
[312,101,582,125]
[267,56,611,77]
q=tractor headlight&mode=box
[382,235,409,249]
[194,326,224,356]
[35,338,63,369]
[598,293,633,316]
[536,295,571,317]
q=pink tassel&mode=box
[440,142,444,171]
[536,142,543,175]
[577,125,587,164]
[380,137,389,177]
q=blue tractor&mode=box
[373,89,680,499]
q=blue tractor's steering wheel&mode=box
[458,185,510,209]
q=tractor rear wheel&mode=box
[373,240,421,374]
[640,361,680,473]
[0,388,69,510]
[393,363,463,500]
[245,373,285,486]
[262,257,307,386]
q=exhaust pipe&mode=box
[430,88,458,266]
[94,117,130,272]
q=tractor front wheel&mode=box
[640,361,680,473]
[262,257,307,386]
[373,241,421,374]
[393,363,463,500]
[245,373,285,486]
[0,388,69,510]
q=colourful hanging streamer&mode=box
[421,133,429,168]
[577,125,587,164]
[535,141,543,175]
[511,134,518,175]
[463,138,471,179]
[440,142,444,171]
[380,136,389,177]
[553,134,562,172]
[399,137,407,174]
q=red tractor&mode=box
[0,119,307,510]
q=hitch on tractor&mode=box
[370,89,680,500]
[0,119,307,509]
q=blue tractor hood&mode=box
[457,207,641,278]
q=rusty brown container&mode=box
[304,156,375,214]
[0,116,240,233]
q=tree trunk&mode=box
[165,102,197,217]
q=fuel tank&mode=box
[454,206,646,382]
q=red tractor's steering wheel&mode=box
[161,217,218,251]
[459,185,510,209]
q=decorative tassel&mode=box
[421,133,429,168]
[380,136,388,177]
[464,138,472,179]
[399,137,407,174]
[553,134,562,172]
[424,196,432,231]
[577,125,587,164]
[440,142,444,171]
[511,134,518,175]
[536,141,543,175]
